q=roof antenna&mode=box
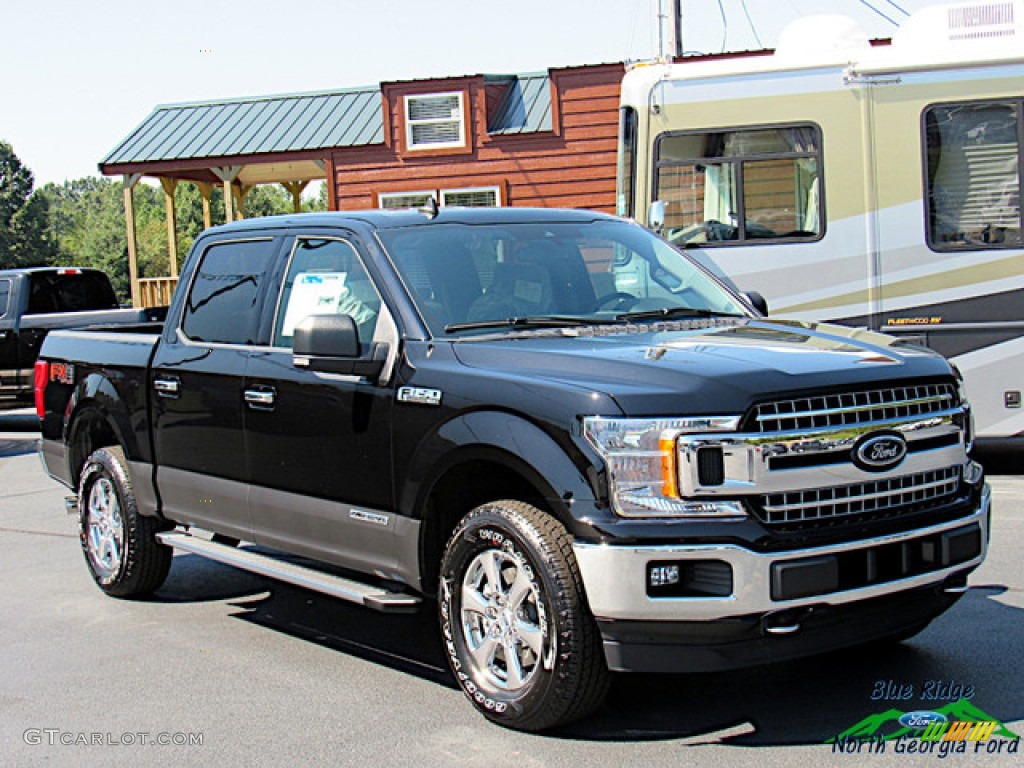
[418,196,440,219]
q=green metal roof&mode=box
[101,87,384,166]
[487,73,553,135]
[101,73,553,169]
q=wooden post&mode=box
[211,166,242,223]
[324,158,337,211]
[223,180,235,222]
[159,178,179,277]
[122,173,143,307]
[235,185,252,220]
[197,182,214,229]
[283,180,309,213]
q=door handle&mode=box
[153,377,181,398]
[244,388,276,409]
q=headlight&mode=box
[583,416,747,518]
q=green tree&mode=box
[0,141,57,268]
[303,181,329,212]
[35,176,332,302]
[174,182,226,264]
[38,177,167,301]
[243,184,293,218]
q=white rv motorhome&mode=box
[618,1,1024,446]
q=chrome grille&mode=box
[758,466,962,528]
[753,383,958,433]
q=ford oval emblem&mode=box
[898,711,948,730]
[853,432,908,472]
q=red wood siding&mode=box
[331,64,624,213]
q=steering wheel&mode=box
[668,220,738,244]
[594,292,637,312]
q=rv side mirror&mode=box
[292,314,385,378]
[648,201,667,235]
[743,291,768,316]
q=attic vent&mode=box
[947,2,1015,39]
[405,92,465,150]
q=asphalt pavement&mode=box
[1,409,1021,767]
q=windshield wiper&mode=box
[444,315,619,334]
[614,307,745,323]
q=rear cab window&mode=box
[26,271,119,315]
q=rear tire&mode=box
[78,446,171,597]
[439,500,609,731]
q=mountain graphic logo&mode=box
[827,699,1020,743]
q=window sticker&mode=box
[281,272,348,337]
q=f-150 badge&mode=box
[398,386,442,406]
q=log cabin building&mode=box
[99,63,624,306]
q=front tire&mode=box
[439,500,609,731]
[78,446,172,597]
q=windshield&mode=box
[376,219,749,337]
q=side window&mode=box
[654,124,823,246]
[181,239,277,345]
[273,238,381,349]
[0,279,10,317]
[925,100,1022,250]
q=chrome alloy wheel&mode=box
[85,477,124,581]
[460,548,546,693]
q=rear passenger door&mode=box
[244,233,398,572]
[151,235,280,540]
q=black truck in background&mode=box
[0,267,164,409]
[35,209,990,731]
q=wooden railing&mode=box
[138,277,178,308]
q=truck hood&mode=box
[450,319,953,416]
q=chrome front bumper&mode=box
[573,485,990,623]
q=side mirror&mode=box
[292,314,385,378]
[648,201,667,235]
[743,291,768,316]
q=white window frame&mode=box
[378,186,503,210]
[440,186,502,207]
[404,92,466,151]
[378,190,436,210]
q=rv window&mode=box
[924,101,1022,251]
[617,107,638,218]
[653,124,823,247]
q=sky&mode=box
[1,0,940,187]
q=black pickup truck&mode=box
[36,208,990,731]
[0,266,164,409]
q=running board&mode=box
[156,531,421,613]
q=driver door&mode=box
[244,234,397,573]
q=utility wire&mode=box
[716,0,729,51]
[880,0,911,17]
[738,0,764,48]
[856,0,900,26]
